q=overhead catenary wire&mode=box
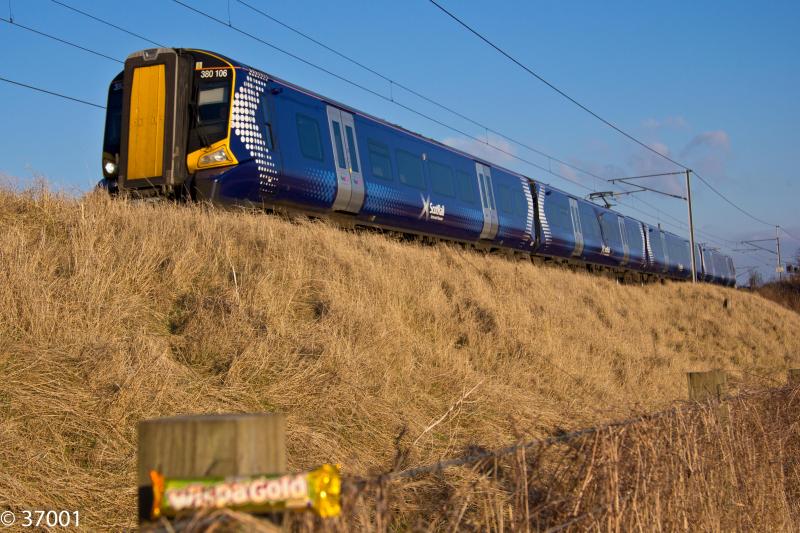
[691,170,776,227]
[178,0,742,253]
[50,0,164,47]
[233,0,734,249]
[427,0,688,171]
[0,75,105,109]
[779,226,800,244]
[0,15,122,64]
[236,0,611,185]
[242,0,744,252]
[427,0,792,234]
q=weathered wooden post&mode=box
[687,369,727,401]
[788,369,800,387]
[137,413,286,522]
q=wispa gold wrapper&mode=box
[149,464,341,519]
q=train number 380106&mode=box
[200,69,228,79]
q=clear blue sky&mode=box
[1,0,798,280]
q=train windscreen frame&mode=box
[188,55,233,154]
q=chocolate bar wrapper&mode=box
[150,464,341,519]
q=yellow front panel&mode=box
[127,64,166,180]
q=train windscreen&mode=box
[188,72,232,153]
[103,74,123,158]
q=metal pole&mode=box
[686,170,697,283]
[776,225,783,280]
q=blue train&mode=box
[99,48,735,286]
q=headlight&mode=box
[198,147,232,166]
[104,161,117,175]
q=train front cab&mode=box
[101,48,247,199]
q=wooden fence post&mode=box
[137,413,286,522]
[687,370,727,401]
[789,369,800,387]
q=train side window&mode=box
[703,250,717,277]
[666,237,683,267]
[478,176,490,208]
[680,240,691,268]
[543,193,573,237]
[487,180,496,209]
[296,113,323,162]
[258,93,273,150]
[497,184,513,214]
[598,212,622,250]
[429,160,456,197]
[396,149,426,189]
[683,242,692,268]
[332,121,347,169]
[649,228,666,264]
[455,170,478,205]
[512,191,527,217]
[367,139,393,181]
[625,221,644,258]
[344,125,359,172]
[664,236,677,265]
[578,203,604,246]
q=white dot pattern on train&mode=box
[231,69,278,196]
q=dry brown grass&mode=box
[757,276,800,315]
[1,182,799,530]
[316,387,800,532]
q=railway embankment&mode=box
[1,184,799,529]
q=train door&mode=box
[326,105,364,213]
[475,162,499,240]
[568,197,584,256]
[617,215,629,265]
[118,48,192,191]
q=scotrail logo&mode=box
[419,194,445,221]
